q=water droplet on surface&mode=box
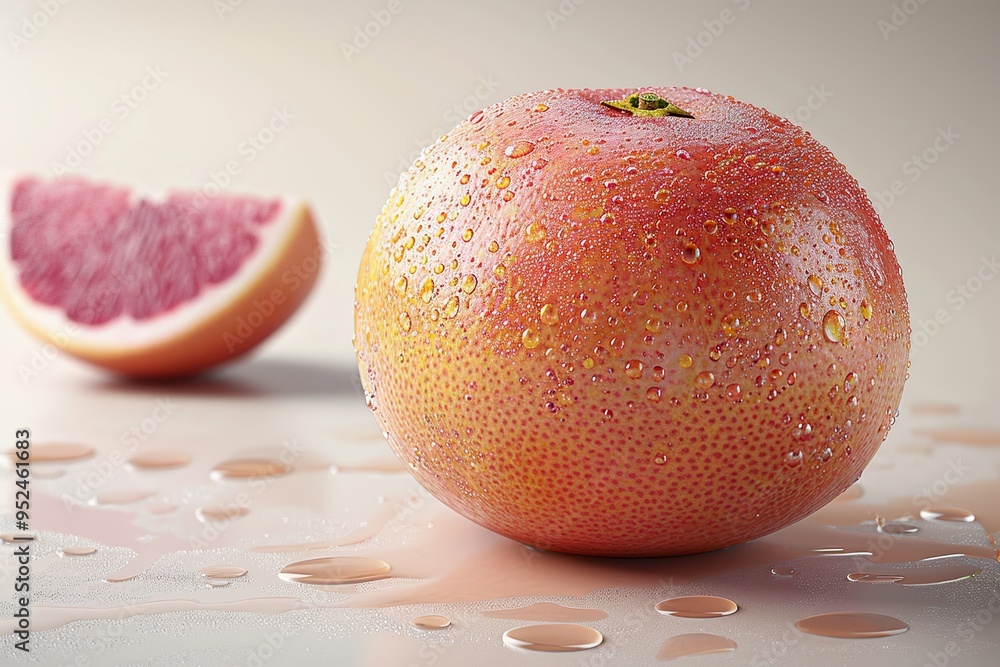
[60,546,97,556]
[799,302,811,318]
[785,451,803,466]
[399,311,412,331]
[721,314,740,337]
[413,614,452,629]
[794,612,908,638]
[920,507,975,522]
[844,372,859,393]
[279,556,391,585]
[654,453,668,465]
[771,565,795,576]
[879,522,919,534]
[678,354,693,369]
[522,328,541,349]
[459,194,471,206]
[860,298,873,321]
[394,276,408,294]
[496,175,511,189]
[654,188,670,203]
[461,228,474,242]
[823,311,846,342]
[505,141,535,158]
[502,624,603,652]
[533,103,549,112]
[210,459,290,481]
[725,383,742,400]
[675,149,691,160]
[487,240,500,253]
[647,387,663,403]
[93,490,155,505]
[13,442,95,463]
[540,304,559,326]
[695,371,716,389]
[657,634,737,661]
[199,566,248,579]
[655,596,738,618]
[703,219,718,234]
[128,450,192,470]
[196,505,249,522]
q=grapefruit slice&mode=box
[0,175,322,378]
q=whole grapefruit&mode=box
[354,87,909,557]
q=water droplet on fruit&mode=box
[647,387,663,402]
[675,149,692,160]
[725,383,742,400]
[722,207,738,224]
[808,275,824,296]
[534,103,549,112]
[522,328,541,349]
[540,304,559,326]
[502,624,603,652]
[459,194,471,206]
[654,189,670,203]
[771,566,795,577]
[681,242,701,265]
[679,354,693,369]
[461,228,474,242]
[676,300,688,313]
[722,314,740,337]
[844,372,858,393]
[654,452,668,464]
[505,141,535,158]
[399,312,412,331]
[655,596,738,618]
[703,219,718,234]
[823,311,846,343]
[394,276,408,294]
[487,240,500,253]
[645,317,662,333]
[525,221,547,243]
[420,278,435,303]
[785,451,803,466]
[695,371,715,389]
[799,302,811,318]
[443,296,460,318]
[496,176,511,189]
[460,275,478,295]
[624,360,644,379]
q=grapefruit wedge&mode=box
[0,175,323,378]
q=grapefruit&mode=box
[354,87,909,557]
[0,175,322,378]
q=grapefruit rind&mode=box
[0,179,323,378]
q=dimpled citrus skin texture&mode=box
[354,87,909,557]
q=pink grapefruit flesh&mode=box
[0,175,322,378]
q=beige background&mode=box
[0,1,998,665]
[1,0,997,401]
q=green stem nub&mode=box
[602,91,694,118]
